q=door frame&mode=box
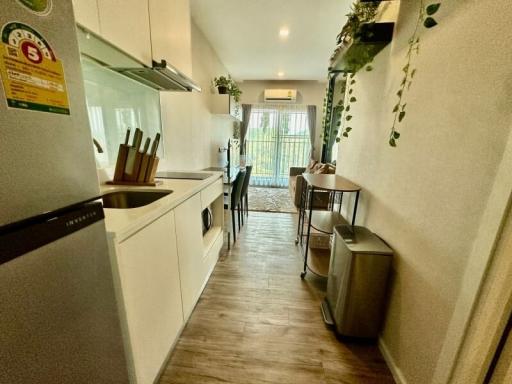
[448,201,512,383]
[437,126,512,384]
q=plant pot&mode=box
[218,86,228,94]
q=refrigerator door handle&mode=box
[0,202,105,265]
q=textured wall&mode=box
[335,0,512,383]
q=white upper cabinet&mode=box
[149,0,193,77]
[72,0,100,35]
[74,0,194,75]
[97,0,153,66]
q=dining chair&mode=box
[240,165,252,219]
[225,170,245,243]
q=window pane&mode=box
[246,104,310,187]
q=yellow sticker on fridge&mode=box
[0,22,70,114]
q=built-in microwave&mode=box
[201,207,213,235]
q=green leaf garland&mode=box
[389,1,441,147]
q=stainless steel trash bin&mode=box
[322,225,393,338]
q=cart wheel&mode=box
[300,271,306,280]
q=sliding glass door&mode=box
[246,104,310,187]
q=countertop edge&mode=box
[101,172,223,243]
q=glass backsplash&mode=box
[80,55,163,168]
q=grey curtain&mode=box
[240,104,252,154]
[306,105,317,159]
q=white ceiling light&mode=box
[279,27,289,38]
[277,71,285,77]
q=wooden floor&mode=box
[159,212,395,384]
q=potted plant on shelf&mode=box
[213,75,243,103]
[336,1,379,46]
[213,75,231,94]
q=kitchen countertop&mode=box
[99,171,223,242]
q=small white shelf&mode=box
[211,94,242,121]
[203,225,222,257]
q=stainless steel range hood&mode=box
[77,26,201,92]
[115,60,201,92]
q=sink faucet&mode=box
[93,138,104,153]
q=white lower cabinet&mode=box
[174,193,206,320]
[109,179,224,383]
[116,211,183,384]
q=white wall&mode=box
[335,1,512,383]
[160,22,233,170]
[238,80,327,161]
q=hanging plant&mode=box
[321,79,335,145]
[229,82,242,103]
[213,75,242,103]
[322,0,379,148]
[389,1,442,147]
[339,72,358,140]
[337,1,380,46]
[331,79,347,143]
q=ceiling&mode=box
[190,0,351,81]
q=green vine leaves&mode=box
[338,73,357,141]
[333,78,348,143]
[389,1,441,147]
[321,81,334,146]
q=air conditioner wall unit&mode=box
[264,89,297,103]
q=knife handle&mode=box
[142,137,151,153]
[137,130,144,150]
[151,133,161,156]
[132,128,140,147]
[124,128,131,145]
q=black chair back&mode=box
[240,165,252,198]
[231,170,246,207]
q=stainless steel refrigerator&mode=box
[0,1,129,382]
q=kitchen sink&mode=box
[100,190,173,209]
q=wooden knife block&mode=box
[113,144,130,182]
[108,143,160,186]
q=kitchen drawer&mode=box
[201,178,223,209]
[204,228,223,278]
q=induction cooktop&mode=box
[156,171,213,180]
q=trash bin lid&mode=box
[334,225,393,255]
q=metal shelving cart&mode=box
[295,173,361,279]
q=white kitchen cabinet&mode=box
[149,0,193,77]
[116,211,183,384]
[201,180,224,275]
[97,0,153,66]
[72,0,100,35]
[174,193,206,319]
[211,94,242,121]
[201,178,223,210]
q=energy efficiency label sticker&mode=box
[0,22,70,114]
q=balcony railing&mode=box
[246,135,310,187]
